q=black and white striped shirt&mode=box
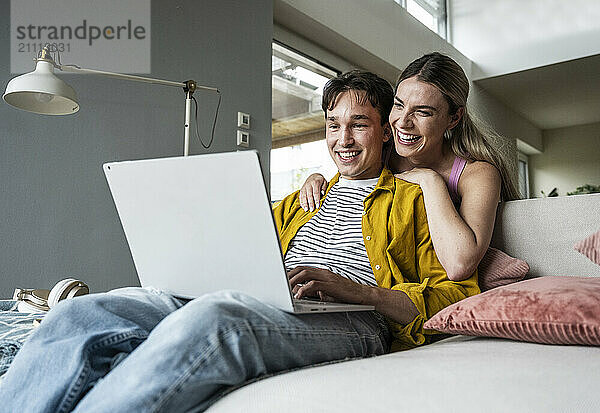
[284,177,378,286]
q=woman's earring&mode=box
[444,129,453,140]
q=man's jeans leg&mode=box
[0,287,182,413]
[73,290,391,413]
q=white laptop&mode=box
[103,150,374,314]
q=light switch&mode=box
[237,130,250,147]
[237,112,250,129]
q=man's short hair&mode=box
[321,70,394,126]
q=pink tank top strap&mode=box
[448,156,468,206]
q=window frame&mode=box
[270,41,342,200]
[518,152,530,199]
[271,40,340,149]
[395,0,448,39]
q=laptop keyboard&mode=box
[294,297,335,306]
[294,297,328,305]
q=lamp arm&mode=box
[58,64,186,88]
[57,64,219,93]
[55,63,219,156]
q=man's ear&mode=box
[383,123,392,142]
[448,107,464,130]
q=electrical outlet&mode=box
[237,130,250,147]
[237,112,250,129]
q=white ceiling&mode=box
[474,53,600,130]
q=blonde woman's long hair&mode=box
[396,52,520,201]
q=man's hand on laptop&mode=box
[288,266,372,305]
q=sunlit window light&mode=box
[407,0,436,32]
[394,0,446,39]
[271,42,338,200]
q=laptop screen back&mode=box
[103,151,294,311]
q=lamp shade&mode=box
[3,60,79,115]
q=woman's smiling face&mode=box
[389,76,459,160]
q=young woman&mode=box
[298,52,519,281]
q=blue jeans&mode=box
[0,287,390,412]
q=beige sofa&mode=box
[207,193,600,413]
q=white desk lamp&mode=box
[3,44,220,156]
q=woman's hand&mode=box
[299,173,328,212]
[394,167,441,187]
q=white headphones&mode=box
[13,278,89,313]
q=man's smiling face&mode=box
[325,91,390,180]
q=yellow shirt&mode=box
[273,167,480,352]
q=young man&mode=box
[0,71,479,412]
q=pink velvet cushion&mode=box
[424,276,600,345]
[478,247,529,291]
[574,228,600,265]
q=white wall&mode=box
[529,122,600,197]
[449,0,600,79]
[275,0,471,82]
[273,24,357,75]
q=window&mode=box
[518,152,530,199]
[394,0,447,39]
[271,42,339,201]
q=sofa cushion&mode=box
[424,276,600,345]
[489,194,600,279]
[206,335,600,413]
[477,247,529,291]
[574,228,600,266]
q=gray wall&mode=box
[0,0,272,297]
[529,122,600,198]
